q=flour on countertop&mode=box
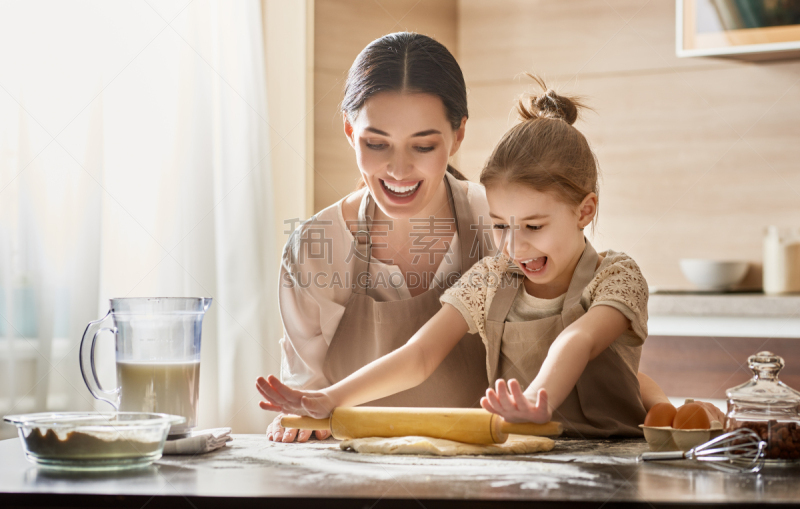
[156,435,647,492]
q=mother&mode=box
[267,32,494,442]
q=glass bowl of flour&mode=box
[4,412,184,470]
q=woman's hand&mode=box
[480,379,552,424]
[266,413,331,442]
[255,375,336,419]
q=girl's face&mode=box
[344,92,466,219]
[487,184,597,297]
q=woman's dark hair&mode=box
[343,32,468,189]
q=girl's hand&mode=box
[266,413,331,442]
[256,375,335,419]
[481,379,552,424]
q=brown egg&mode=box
[672,403,711,430]
[644,402,677,427]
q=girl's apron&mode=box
[322,172,490,407]
[485,240,646,437]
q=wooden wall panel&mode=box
[458,0,800,289]
[458,0,740,83]
[314,0,458,212]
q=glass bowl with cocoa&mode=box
[3,412,184,470]
[726,351,800,466]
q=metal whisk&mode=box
[639,428,767,473]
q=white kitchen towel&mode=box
[162,428,233,455]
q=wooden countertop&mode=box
[3,434,800,507]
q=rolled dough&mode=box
[339,434,554,456]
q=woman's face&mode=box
[344,92,466,219]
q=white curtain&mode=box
[0,0,281,438]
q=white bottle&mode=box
[763,226,800,295]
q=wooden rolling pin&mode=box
[281,407,562,445]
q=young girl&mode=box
[259,76,716,436]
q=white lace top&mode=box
[440,250,649,373]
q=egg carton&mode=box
[639,423,724,452]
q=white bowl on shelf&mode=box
[679,259,749,292]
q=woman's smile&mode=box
[380,178,423,203]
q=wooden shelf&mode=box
[648,293,800,338]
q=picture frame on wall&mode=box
[677,0,800,59]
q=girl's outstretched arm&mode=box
[482,305,630,423]
[637,372,670,410]
[256,303,469,418]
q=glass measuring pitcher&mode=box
[79,298,212,436]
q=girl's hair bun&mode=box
[517,74,585,126]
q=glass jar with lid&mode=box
[726,351,800,463]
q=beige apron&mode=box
[485,239,646,437]
[322,172,490,407]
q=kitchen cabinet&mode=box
[643,293,800,400]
